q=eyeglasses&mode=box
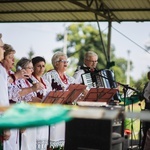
[86,59,98,63]
[57,60,69,63]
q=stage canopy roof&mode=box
[0,0,150,23]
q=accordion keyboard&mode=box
[81,72,96,89]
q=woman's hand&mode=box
[20,128,26,133]
[3,129,11,140]
[15,69,27,80]
[31,97,42,103]
[32,82,45,92]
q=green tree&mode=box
[112,57,134,84]
[132,37,150,92]
[54,23,108,70]
[11,57,20,72]
[53,23,134,85]
[28,47,34,59]
[134,72,148,92]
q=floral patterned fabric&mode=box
[43,70,75,91]
[8,78,36,102]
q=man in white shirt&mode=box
[73,51,98,84]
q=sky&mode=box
[0,22,150,81]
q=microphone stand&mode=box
[138,103,143,149]
[116,83,139,150]
[97,72,140,149]
[97,72,140,95]
[96,72,140,102]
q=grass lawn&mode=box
[123,100,145,140]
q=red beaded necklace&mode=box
[59,74,68,84]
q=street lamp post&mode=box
[127,50,131,85]
[63,25,67,55]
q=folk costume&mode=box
[43,69,75,148]
[9,77,37,150]
[9,75,51,150]
[31,75,51,99]
[0,63,9,150]
[31,75,51,150]
[0,63,9,106]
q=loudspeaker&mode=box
[65,118,112,150]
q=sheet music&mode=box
[42,90,70,104]
[66,84,87,104]
[84,87,118,103]
[42,84,87,104]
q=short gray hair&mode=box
[0,33,2,39]
[84,51,98,60]
[51,51,67,68]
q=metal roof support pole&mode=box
[106,21,115,69]
[107,21,112,65]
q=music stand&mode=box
[84,87,118,104]
[42,84,86,104]
[41,90,71,150]
[66,84,87,104]
[42,90,70,104]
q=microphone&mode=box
[17,66,22,71]
[17,66,36,85]
[24,75,36,85]
[26,78,35,84]
[17,66,35,85]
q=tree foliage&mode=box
[55,23,108,70]
[54,23,134,83]
[27,47,35,59]
[10,22,149,96]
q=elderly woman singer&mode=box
[43,51,75,149]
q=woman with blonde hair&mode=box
[9,57,44,150]
[0,34,11,150]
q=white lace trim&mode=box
[36,139,48,150]
[49,70,75,90]
[50,140,64,148]
[31,76,51,96]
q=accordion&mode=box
[81,69,121,101]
